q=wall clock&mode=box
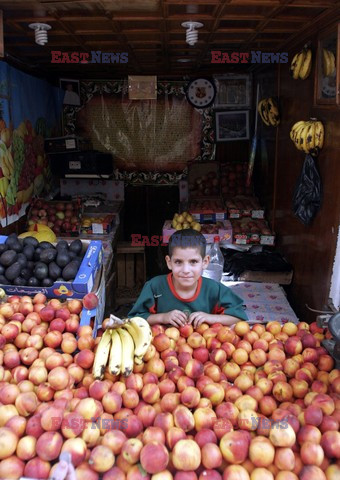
[186,78,216,108]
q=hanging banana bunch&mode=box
[92,315,152,379]
[289,118,324,156]
[258,97,280,127]
[322,48,336,77]
[290,47,313,80]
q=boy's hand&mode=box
[188,311,212,328]
[164,310,187,327]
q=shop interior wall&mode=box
[254,28,340,323]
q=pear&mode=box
[182,222,190,229]
[175,224,182,230]
[186,214,193,223]
[177,215,184,224]
[191,222,201,232]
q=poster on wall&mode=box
[0,62,63,227]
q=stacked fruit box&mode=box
[232,218,275,245]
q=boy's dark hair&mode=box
[168,229,206,258]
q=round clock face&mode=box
[186,78,216,108]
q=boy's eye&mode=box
[174,260,182,264]
[190,260,198,264]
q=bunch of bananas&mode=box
[172,211,201,231]
[290,48,312,80]
[258,98,280,127]
[323,48,336,77]
[93,316,152,379]
[290,118,324,155]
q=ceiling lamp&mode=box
[181,21,203,46]
[29,23,51,45]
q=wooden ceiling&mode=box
[1,0,340,79]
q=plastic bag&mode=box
[292,154,322,225]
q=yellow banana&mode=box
[92,329,112,380]
[0,177,9,197]
[293,123,308,149]
[291,50,306,79]
[299,49,312,80]
[302,122,313,153]
[323,49,332,76]
[328,51,336,76]
[267,98,280,127]
[290,121,305,140]
[258,99,271,126]
[314,121,324,149]
[289,52,300,77]
[123,318,152,361]
[117,327,135,377]
[108,328,122,376]
[306,121,316,151]
[294,123,308,151]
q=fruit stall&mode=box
[0,1,340,480]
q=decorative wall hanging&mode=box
[215,110,250,142]
[214,74,251,109]
[63,80,216,185]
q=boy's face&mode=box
[165,247,209,288]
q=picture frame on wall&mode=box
[60,78,81,106]
[214,74,251,109]
[215,110,249,142]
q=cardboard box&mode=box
[81,213,116,235]
[226,196,264,219]
[0,236,103,299]
[188,198,227,223]
[79,264,106,337]
[231,219,275,246]
[162,220,233,244]
[188,162,220,198]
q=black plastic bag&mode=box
[292,154,322,225]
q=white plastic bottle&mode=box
[202,236,224,282]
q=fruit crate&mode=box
[81,213,116,235]
[115,242,146,306]
[231,219,275,246]
[186,198,227,223]
[27,198,83,237]
[188,161,220,198]
[220,162,253,198]
[0,236,103,298]
[162,220,233,244]
[226,196,265,219]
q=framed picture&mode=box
[60,78,81,106]
[215,110,250,142]
[314,23,339,106]
[128,75,157,100]
[214,74,251,108]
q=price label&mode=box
[216,213,226,220]
[252,210,265,219]
[65,138,76,149]
[92,223,104,234]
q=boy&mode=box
[128,229,248,328]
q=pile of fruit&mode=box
[0,234,84,287]
[189,199,226,214]
[221,163,253,198]
[258,98,280,127]
[188,171,220,197]
[28,199,81,236]
[93,317,152,379]
[172,212,201,232]
[0,296,339,479]
[290,119,324,155]
[200,223,225,235]
[232,219,273,236]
